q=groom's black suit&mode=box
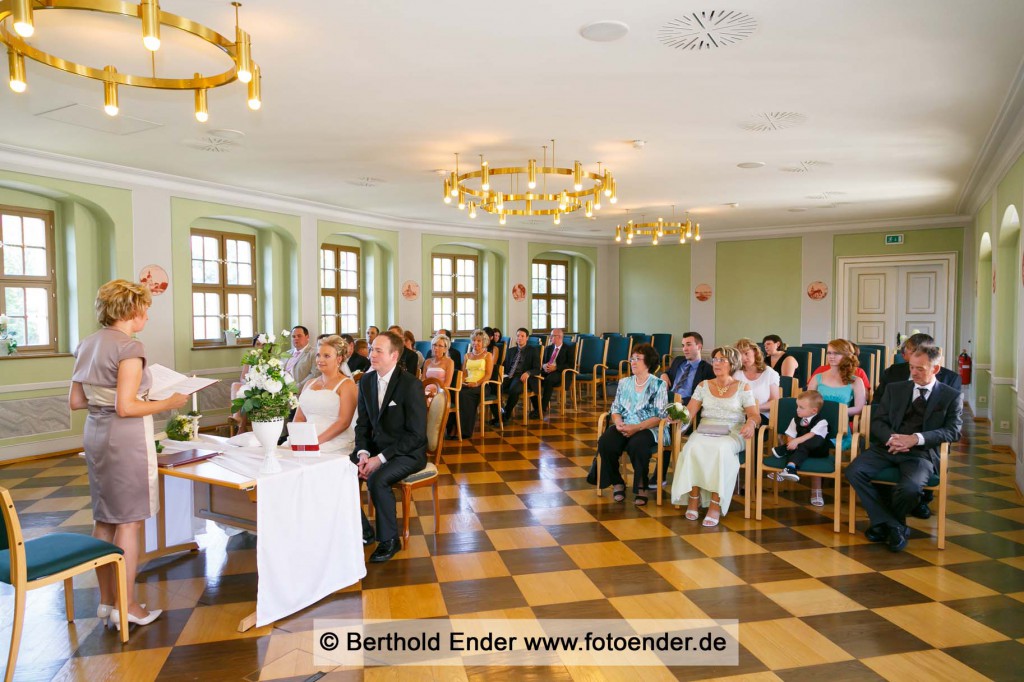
[352,368,427,542]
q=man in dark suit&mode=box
[846,345,963,552]
[873,334,961,519]
[436,328,462,372]
[651,331,716,489]
[387,325,420,376]
[352,331,428,563]
[491,327,540,425]
[532,328,572,418]
[340,334,370,372]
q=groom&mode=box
[352,331,427,563]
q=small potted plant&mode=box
[0,315,15,357]
[225,327,241,345]
[166,415,194,441]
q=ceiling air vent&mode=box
[659,11,757,51]
[186,135,241,152]
[346,177,386,187]
[779,160,830,173]
[743,112,808,132]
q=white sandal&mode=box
[810,489,824,507]
[702,499,722,527]
[684,494,700,521]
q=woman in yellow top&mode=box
[456,328,495,438]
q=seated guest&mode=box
[436,328,462,372]
[490,328,540,425]
[653,331,714,489]
[285,325,315,387]
[365,325,379,344]
[341,333,369,372]
[458,329,495,438]
[353,331,428,562]
[353,338,370,363]
[773,390,830,482]
[592,344,667,507]
[846,345,963,552]
[763,334,798,378]
[533,328,573,418]
[487,327,504,377]
[403,330,425,371]
[387,325,420,375]
[734,337,780,426]
[423,334,454,394]
[292,335,358,452]
[671,346,759,527]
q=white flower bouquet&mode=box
[231,330,299,421]
[666,401,690,424]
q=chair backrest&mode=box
[792,344,825,372]
[559,341,578,370]
[352,370,364,383]
[424,387,449,462]
[779,376,799,398]
[784,348,812,387]
[818,399,849,445]
[627,333,651,347]
[650,333,672,358]
[769,398,800,446]
[605,335,632,367]
[769,397,848,448]
[450,338,471,357]
[601,332,621,339]
[415,340,433,359]
[527,335,544,347]
[578,337,608,372]
[0,486,25,582]
[857,349,877,392]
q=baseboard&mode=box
[991,432,1013,447]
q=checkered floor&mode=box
[1,399,1022,681]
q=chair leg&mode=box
[401,485,412,548]
[655,454,663,506]
[5,585,26,682]
[113,556,129,643]
[936,485,946,550]
[832,476,841,533]
[744,463,751,519]
[848,484,857,534]
[455,408,462,441]
[64,577,75,621]
[432,482,440,536]
[755,459,764,521]
[479,400,487,437]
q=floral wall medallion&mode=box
[512,283,527,302]
[807,281,828,301]
[139,264,169,295]
[694,284,712,302]
[401,280,420,301]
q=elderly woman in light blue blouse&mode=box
[671,345,760,527]
[594,343,668,507]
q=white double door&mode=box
[838,253,957,356]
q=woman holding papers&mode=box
[293,335,358,452]
[69,279,188,629]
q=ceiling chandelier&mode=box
[2,0,261,120]
[615,207,702,245]
[442,140,617,226]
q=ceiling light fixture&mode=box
[614,207,703,246]
[0,1,262,121]
[443,141,617,225]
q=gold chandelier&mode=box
[442,140,617,226]
[2,0,261,120]
[615,208,702,245]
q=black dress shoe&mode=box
[887,524,911,553]
[369,538,401,563]
[909,502,932,519]
[362,528,375,546]
[529,411,540,420]
[865,523,889,542]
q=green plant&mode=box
[666,402,690,424]
[155,440,164,453]
[166,415,193,441]
[230,330,299,422]
[227,327,241,337]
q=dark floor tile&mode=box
[274,590,364,633]
[667,643,767,681]
[139,549,232,582]
[417,496,474,516]
[624,536,706,563]
[545,522,618,546]
[518,492,574,509]
[944,640,1024,682]
[553,477,598,492]
[440,576,528,615]
[802,610,930,659]
[465,665,573,681]
[16,510,77,527]
[155,637,269,682]
[947,511,1024,532]
[460,481,515,497]
[684,585,791,622]
[495,469,552,482]
[531,598,622,620]
[577,502,649,521]
[942,595,1024,638]
[74,607,193,655]
[445,461,493,474]
[950,493,1024,511]
[835,542,933,571]
[736,526,825,552]
[949,477,1017,493]
[11,476,79,488]
[198,572,259,605]
[944,560,1024,593]
[44,484,93,498]
[948,533,1024,559]
[777,660,886,682]
[422,530,494,555]
[818,573,932,609]
[583,564,677,598]
[716,553,812,583]
[0,467,47,479]
[359,556,438,590]
[499,546,578,576]
[761,505,834,526]
[473,509,542,530]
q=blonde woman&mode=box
[422,334,455,394]
[69,279,189,628]
[292,335,358,452]
[457,329,495,438]
[734,338,780,425]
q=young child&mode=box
[775,390,830,482]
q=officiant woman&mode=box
[69,279,189,628]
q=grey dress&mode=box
[72,327,158,523]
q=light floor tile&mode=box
[505,479,566,495]
[609,591,709,621]
[905,540,991,566]
[467,494,527,513]
[7,486,59,500]
[176,602,273,645]
[362,584,447,620]
[682,531,769,558]
[432,551,510,582]
[650,558,746,591]
[58,509,94,527]
[754,578,867,617]
[861,648,992,682]
[486,526,558,551]
[741,618,853,670]
[882,566,999,601]
[528,506,597,525]
[774,548,874,577]
[563,541,644,569]
[55,647,172,682]
[513,569,604,606]
[601,518,675,541]
[874,602,1010,649]
[22,495,92,513]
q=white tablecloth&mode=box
[169,436,367,627]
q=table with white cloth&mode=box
[142,435,366,631]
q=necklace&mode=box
[712,379,732,396]
[634,374,650,391]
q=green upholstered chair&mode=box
[651,333,673,369]
[604,335,633,385]
[0,486,129,681]
[566,336,608,404]
[779,376,799,398]
[396,381,447,545]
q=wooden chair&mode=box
[651,333,673,370]
[532,342,579,419]
[847,412,951,549]
[566,336,608,404]
[784,348,812,389]
[604,335,633,389]
[756,398,850,532]
[479,366,504,435]
[394,380,447,546]
[779,375,799,398]
[444,372,464,440]
[594,413,672,505]
[0,487,129,681]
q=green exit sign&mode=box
[885,234,904,245]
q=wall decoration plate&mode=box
[807,280,828,300]
[401,280,420,301]
[139,264,169,295]
[694,284,712,302]
[512,283,527,302]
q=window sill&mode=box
[0,352,73,360]
[191,345,250,351]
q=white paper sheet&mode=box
[148,363,219,400]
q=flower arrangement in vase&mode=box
[230,330,299,473]
[0,315,17,356]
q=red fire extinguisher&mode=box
[958,350,972,386]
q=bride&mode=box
[292,335,358,452]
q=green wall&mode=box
[618,244,691,337]
[318,221,399,332]
[421,234,508,335]
[716,238,801,344]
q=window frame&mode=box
[319,243,361,336]
[431,252,479,334]
[0,204,58,354]
[190,228,258,347]
[531,258,570,334]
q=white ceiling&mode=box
[3,0,1024,241]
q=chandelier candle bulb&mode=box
[480,160,489,191]
[194,76,208,122]
[235,27,253,83]
[603,172,614,197]
[141,0,161,51]
[615,226,621,242]
[12,0,34,38]
[694,223,701,240]
[103,65,119,116]
[498,213,506,225]
[468,202,477,219]
[573,161,583,190]
[585,200,593,218]
[247,64,261,110]
[457,190,466,210]
[553,211,560,226]
[527,159,537,189]
[7,48,26,93]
